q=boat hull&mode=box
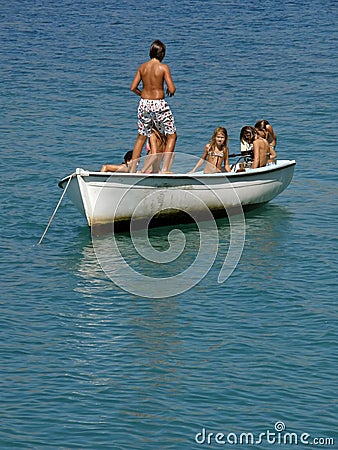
[58,160,296,228]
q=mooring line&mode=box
[37,174,74,245]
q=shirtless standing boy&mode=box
[129,40,177,173]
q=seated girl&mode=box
[189,127,231,174]
[254,119,277,149]
[240,126,271,169]
[254,126,277,164]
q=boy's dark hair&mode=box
[124,150,133,164]
[149,40,166,61]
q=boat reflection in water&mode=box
[59,153,295,297]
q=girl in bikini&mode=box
[254,119,277,163]
[189,127,231,174]
[254,119,277,149]
[240,126,271,169]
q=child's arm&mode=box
[163,65,176,97]
[266,124,277,147]
[189,146,208,173]
[189,158,205,173]
[130,68,142,96]
[223,149,231,172]
[252,141,260,169]
[268,145,277,161]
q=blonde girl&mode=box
[190,127,231,174]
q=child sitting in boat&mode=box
[254,119,277,150]
[240,126,271,168]
[141,126,170,173]
[254,119,277,163]
[100,150,133,172]
[189,127,231,174]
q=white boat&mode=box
[58,157,296,229]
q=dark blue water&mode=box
[1,0,337,448]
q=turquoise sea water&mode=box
[1,0,337,448]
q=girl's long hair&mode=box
[240,126,256,145]
[254,119,270,129]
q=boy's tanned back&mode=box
[130,40,176,100]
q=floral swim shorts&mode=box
[137,99,176,137]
